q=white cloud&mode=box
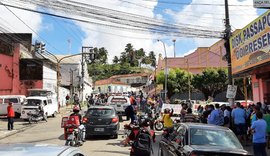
[182,48,197,57]
[74,0,165,63]
[0,4,42,38]
[167,0,259,53]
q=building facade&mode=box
[230,10,270,104]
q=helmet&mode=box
[73,105,80,112]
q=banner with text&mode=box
[230,10,270,74]
[161,104,182,115]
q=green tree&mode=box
[112,56,119,64]
[192,68,228,100]
[156,68,191,98]
[143,51,156,67]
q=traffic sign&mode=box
[226,85,237,99]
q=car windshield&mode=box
[25,99,42,106]
[87,108,114,117]
[190,128,242,149]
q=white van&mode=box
[0,95,26,117]
[21,96,58,120]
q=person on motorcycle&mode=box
[70,105,85,142]
[36,103,45,119]
[163,108,174,134]
[122,119,156,156]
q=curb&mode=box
[0,124,36,140]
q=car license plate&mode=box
[94,128,104,132]
[117,105,121,107]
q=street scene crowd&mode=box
[60,91,269,156]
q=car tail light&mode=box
[82,117,88,123]
[112,117,118,123]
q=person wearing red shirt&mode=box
[7,102,15,130]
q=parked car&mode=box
[235,100,254,107]
[0,95,26,117]
[159,123,251,156]
[84,106,119,139]
[21,96,58,120]
[0,143,84,156]
[107,95,130,117]
[208,101,230,107]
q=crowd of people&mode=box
[191,101,269,156]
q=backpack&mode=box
[125,105,132,117]
[132,128,153,156]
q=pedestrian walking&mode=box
[231,102,247,144]
[249,111,267,156]
[7,102,15,130]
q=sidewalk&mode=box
[0,105,72,140]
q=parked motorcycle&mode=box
[27,110,47,124]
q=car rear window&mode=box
[110,98,127,103]
[87,108,114,117]
[4,98,19,103]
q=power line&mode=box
[0,1,222,38]
[142,0,253,7]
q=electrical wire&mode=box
[1,0,223,38]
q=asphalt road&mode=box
[0,109,268,156]
[0,110,162,156]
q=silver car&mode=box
[0,143,84,156]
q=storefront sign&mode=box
[253,0,270,8]
[230,10,270,74]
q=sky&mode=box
[0,0,267,63]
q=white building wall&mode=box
[43,65,57,92]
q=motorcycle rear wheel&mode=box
[154,121,164,131]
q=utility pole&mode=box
[81,48,85,103]
[81,47,95,103]
[186,58,191,100]
[224,0,234,104]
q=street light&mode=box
[157,39,168,102]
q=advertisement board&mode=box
[161,104,182,115]
[253,0,270,8]
[230,10,270,74]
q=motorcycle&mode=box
[27,109,47,124]
[122,124,139,146]
[62,116,84,147]
[65,124,82,147]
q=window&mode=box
[4,98,18,104]
[25,99,42,106]
[190,128,242,149]
[110,98,127,103]
[0,98,3,104]
[86,108,114,117]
